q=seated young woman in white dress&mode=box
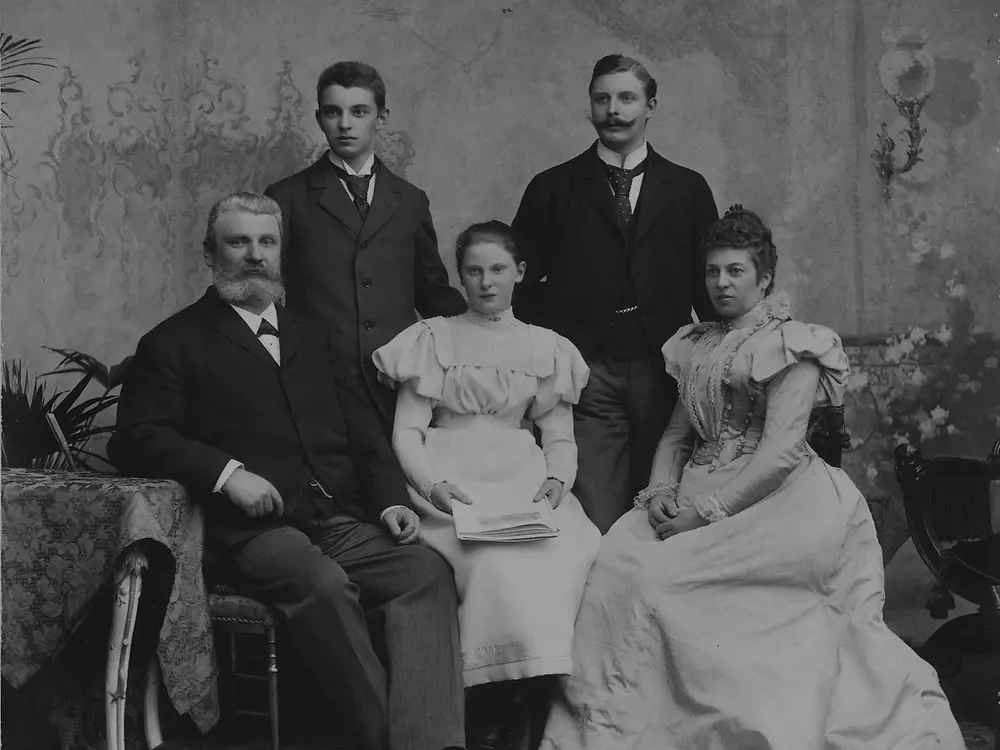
[372,220,601,749]
[539,207,964,750]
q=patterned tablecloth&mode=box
[1,468,219,743]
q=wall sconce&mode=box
[872,30,936,203]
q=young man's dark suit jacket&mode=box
[107,286,465,750]
[264,153,467,429]
[512,143,720,532]
[512,143,719,354]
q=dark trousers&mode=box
[221,514,464,750]
[572,356,677,533]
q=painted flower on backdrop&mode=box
[944,273,966,300]
[877,303,1000,451]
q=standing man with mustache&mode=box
[265,62,466,435]
[512,54,720,533]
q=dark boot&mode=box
[466,683,515,750]
[523,676,556,750]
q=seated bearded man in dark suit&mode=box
[108,192,465,750]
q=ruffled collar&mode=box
[459,306,518,329]
[721,290,791,331]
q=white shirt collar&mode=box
[229,302,278,334]
[328,150,375,177]
[596,139,648,171]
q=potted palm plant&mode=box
[1,349,132,472]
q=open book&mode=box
[451,493,560,543]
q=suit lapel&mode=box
[275,305,300,370]
[571,145,625,238]
[309,154,364,236]
[201,289,280,371]
[633,148,676,246]
[358,162,402,246]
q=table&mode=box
[1,469,219,749]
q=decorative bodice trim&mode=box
[679,292,792,473]
[425,314,555,377]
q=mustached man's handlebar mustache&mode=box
[597,117,638,129]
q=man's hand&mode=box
[647,492,681,530]
[428,481,473,515]
[655,507,708,540]
[533,478,565,508]
[382,506,420,544]
[221,469,284,518]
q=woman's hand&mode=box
[646,491,680,530]
[654,507,709,540]
[533,478,566,508]
[428,481,473,515]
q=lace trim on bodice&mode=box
[424,311,555,377]
[681,292,791,473]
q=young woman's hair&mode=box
[700,205,778,295]
[455,220,524,272]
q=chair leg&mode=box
[106,549,147,750]
[266,624,280,750]
[143,654,164,749]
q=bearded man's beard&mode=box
[214,264,285,308]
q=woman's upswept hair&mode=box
[700,205,777,296]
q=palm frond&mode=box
[3,351,124,470]
[42,347,131,391]
[0,31,55,170]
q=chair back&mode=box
[894,442,1000,607]
[806,404,851,469]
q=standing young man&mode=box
[266,62,466,432]
[512,54,720,533]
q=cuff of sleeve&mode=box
[213,460,244,494]
[379,505,409,522]
[694,492,729,523]
[633,482,679,511]
[414,477,440,501]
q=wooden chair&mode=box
[208,584,280,750]
[893,440,1000,736]
[142,584,280,750]
[807,404,851,469]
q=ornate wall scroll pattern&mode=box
[1,55,417,364]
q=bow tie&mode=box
[257,319,279,338]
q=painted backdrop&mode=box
[3,0,998,633]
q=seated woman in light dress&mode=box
[373,220,601,749]
[539,207,964,749]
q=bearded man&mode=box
[108,192,466,750]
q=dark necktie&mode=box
[257,319,279,338]
[330,163,374,221]
[603,160,646,227]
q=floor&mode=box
[3,667,996,750]
[3,542,997,749]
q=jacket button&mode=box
[364,321,373,331]
[360,241,368,249]
[362,278,372,288]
